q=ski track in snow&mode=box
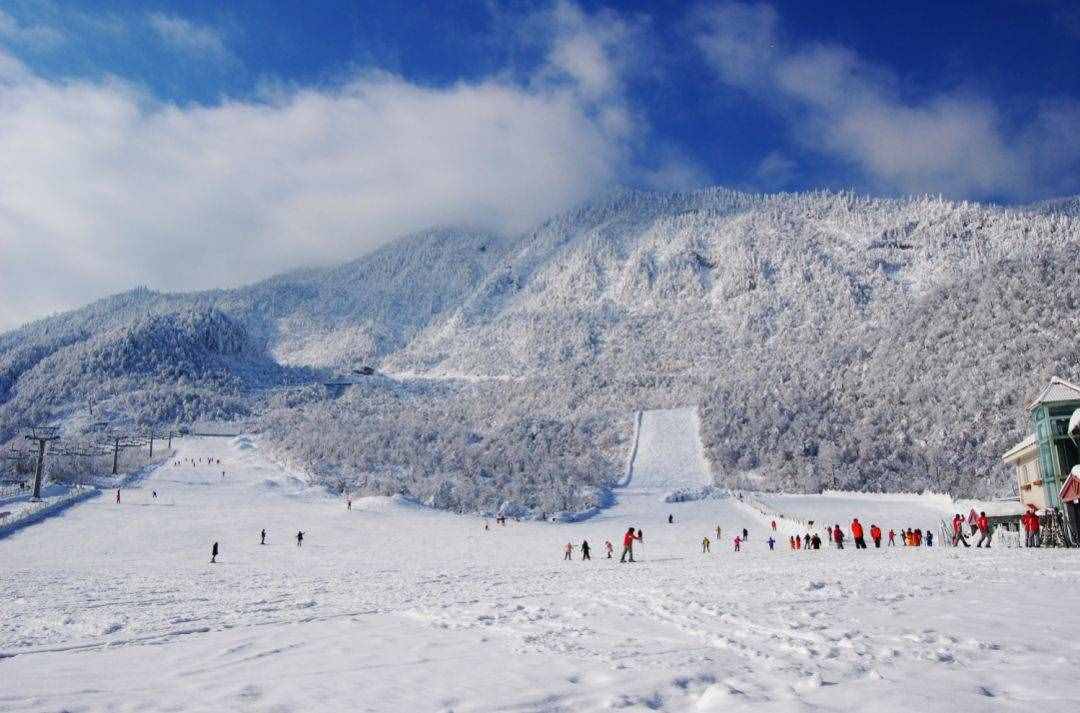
[1,413,1079,712]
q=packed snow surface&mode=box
[2,430,1079,712]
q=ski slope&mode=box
[2,433,1080,712]
[625,407,712,492]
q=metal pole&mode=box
[32,439,46,500]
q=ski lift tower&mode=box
[24,426,60,501]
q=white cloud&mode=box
[695,2,1080,199]
[0,9,658,331]
[147,13,230,60]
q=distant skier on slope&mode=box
[811,533,821,549]
[733,536,741,552]
[767,536,775,550]
[742,528,748,542]
[581,540,591,560]
[702,536,711,553]
[715,525,722,540]
[152,490,157,499]
[668,514,674,524]
[870,524,882,548]
[620,527,642,563]
[116,489,121,504]
[888,529,896,546]
[976,512,991,548]
[564,542,573,560]
[260,529,266,545]
[851,519,866,549]
[210,541,218,563]
[605,540,614,558]
[296,531,304,547]
[833,524,844,549]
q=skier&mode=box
[888,529,896,546]
[702,536,711,553]
[742,527,748,542]
[870,524,882,548]
[296,531,304,547]
[716,525,722,540]
[803,533,811,549]
[926,530,934,547]
[620,527,642,563]
[771,520,777,531]
[976,511,991,548]
[260,529,266,545]
[795,534,801,550]
[851,518,866,549]
[952,514,970,547]
[789,535,796,550]
[210,541,218,564]
[811,533,821,549]
[733,536,741,552]
[152,490,158,499]
[668,514,674,524]
[581,541,591,560]
[116,489,121,504]
[605,540,614,559]
[833,524,844,549]
[347,498,352,511]
[767,536,775,550]
[564,542,573,560]
[826,526,833,546]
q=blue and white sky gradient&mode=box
[1,0,1078,329]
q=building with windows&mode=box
[1002,377,1080,542]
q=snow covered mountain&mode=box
[3,188,1079,505]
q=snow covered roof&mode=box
[1027,376,1080,410]
[1001,434,1036,463]
[1060,472,1080,503]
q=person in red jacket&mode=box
[976,511,991,548]
[620,526,642,563]
[952,514,970,547]
[851,518,866,549]
[833,524,844,549]
[888,529,896,546]
[870,524,882,548]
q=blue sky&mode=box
[1,0,1079,327]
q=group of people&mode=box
[210,529,304,563]
[950,512,994,548]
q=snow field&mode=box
[1,420,1079,712]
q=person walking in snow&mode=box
[976,511,991,548]
[789,536,795,550]
[888,529,896,546]
[668,514,674,524]
[581,541,591,560]
[803,533,811,550]
[811,533,821,549]
[116,489,121,504]
[347,498,352,511]
[826,526,833,546]
[742,527,748,542]
[564,542,574,560]
[952,514,970,547]
[605,540,614,558]
[733,536,741,552]
[767,536,775,550]
[851,518,866,549]
[716,525,722,541]
[152,490,158,499]
[926,530,934,547]
[702,536,711,553]
[260,529,266,545]
[870,524,882,548]
[833,524,844,549]
[210,541,218,564]
[620,527,642,563]
[771,520,777,531]
[296,531,304,547]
